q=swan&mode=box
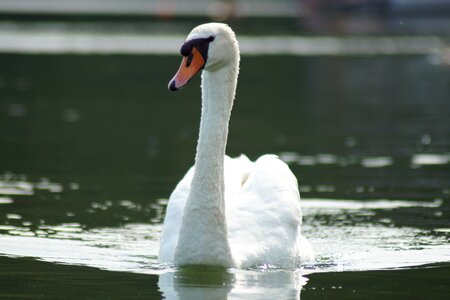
[158,23,314,268]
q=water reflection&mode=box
[159,267,307,300]
[159,267,234,300]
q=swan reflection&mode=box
[158,267,307,300]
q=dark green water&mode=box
[0,53,449,299]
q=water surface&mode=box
[0,50,449,298]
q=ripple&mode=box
[0,174,68,196]
[0,198,448,275]
[361,156,393,168]
[412,153,450,166]
[301,198,442,211]
[0,181,33,195]
[280,151,450,170]
[0,224,161,274]
[0,197,13,204]
[6,213,21,220]
[35,179,63,193]
[279,152,396,168]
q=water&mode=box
[0,43,449,298]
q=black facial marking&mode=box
[180,43,192,57]
[179,36,215,62]
[186,53,193,67]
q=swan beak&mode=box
[168,47,206,92]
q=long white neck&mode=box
[174,59,238,268]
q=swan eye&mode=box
[180,43,193,57]
[180,37,215,59]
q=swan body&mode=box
[159,23,313,268]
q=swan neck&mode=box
[195,68,236,184]
[174,62,238,267]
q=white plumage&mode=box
[159,23,314,268]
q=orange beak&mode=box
[168,47,206,91]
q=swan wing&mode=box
[225,154,313,268]
[158,166,194,263]
[159,154,314,267]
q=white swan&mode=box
[159,23,313,268]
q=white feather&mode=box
[159,23,314,268]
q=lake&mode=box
[0,35,449,299]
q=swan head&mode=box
[168,23,239,91]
